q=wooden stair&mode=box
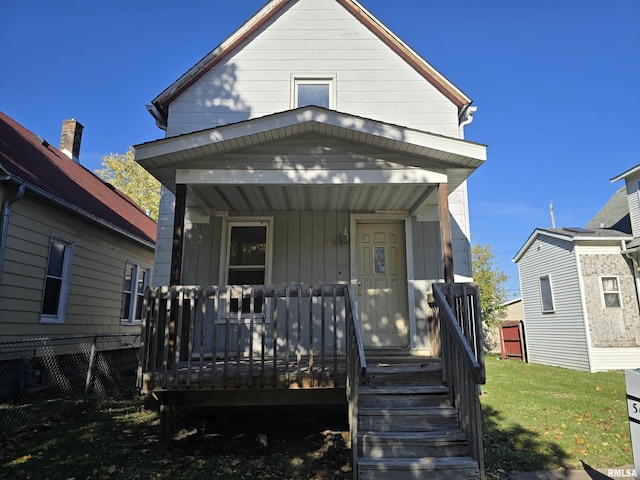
[356,353,481,479]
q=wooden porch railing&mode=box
[138,284,365,393]
[345,284,367,480]
[432,282,485,479]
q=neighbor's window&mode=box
[224,220,272,314]
[121,263,150,323]
[539,274,554,313]
[601,276,622,308]
[293,78,334,109]
[41,236,74,323]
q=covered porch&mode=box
[135,106,487,477]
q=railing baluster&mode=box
[272,287,278,388]
[284,287,291,387]
[199,288,207,389]
[260,286,267,388]
[161,290,171,390]
[174,288,184,389]
[308,286,314,388]
[235,286,243,388]
[248,286,254,388]
[211,288,219,388]
[320,285,326,387]
[332,285,338,382]
[186,289,195,389]
[296,286,302,388]
[224,287,231,389]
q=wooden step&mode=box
[359,384,449,395]
[358,386,451,408]
[358,406,458,432]
[358,456,480,480]
[359,429,469,458]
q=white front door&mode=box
[356,222,409,348]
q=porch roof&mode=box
[135,107,487,213]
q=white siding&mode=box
[624,171,640,238]
[0,195,154,340]
[152,186,175,286]
[166,0,459,138]
[518,235,590,371]
[590,347,640,372]
[181,210,350,286]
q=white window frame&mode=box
[539,274,555,313]
[218,217,274,322]
[121,262,151,324]
[41,235,74,324]
[291,74,336,109]
[600,275,622,308]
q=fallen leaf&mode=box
[595,386,602,391]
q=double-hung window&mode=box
[41,236,74,323]
[539,274,555,313]
[222,219,272,314]
[600,276,622,308]
[121,263,150,323]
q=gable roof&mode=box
[585,186,631,234]
[513,227,631,263]
[0,111,156,246]
[148,0,472,128]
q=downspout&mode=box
[0,175,26,284]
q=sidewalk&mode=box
[510,465,636,480]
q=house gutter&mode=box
[0,173,25,284]
[0,173,155,252]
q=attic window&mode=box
[293,77,335,109]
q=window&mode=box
[601,276,622,308]
[222,219,272,314]
[539,275,554,313]
[41,236,74,323]
[121,263,150,323]
[293,77,335,109]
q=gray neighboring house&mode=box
[513,168,640,372]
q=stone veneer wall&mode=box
[579,253,640,348]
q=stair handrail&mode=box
[432,282,485,479]
[345,284,366,480]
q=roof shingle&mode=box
[0,111,156,245]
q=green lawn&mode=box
[482,356,632,475]
[1,357,633,479]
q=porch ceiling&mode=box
[135,107,487,213]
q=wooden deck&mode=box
[138,283,486,478]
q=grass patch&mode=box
[2,357,633,479]
[0,399,350,480]
[482,356,632,476]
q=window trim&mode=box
[219,218,273,286]
[599,275,622,308]
[121,262,151,325]
[218,218,273,321]
[539,274,555,313]
[291,74,336,109]
[40,235,74,324]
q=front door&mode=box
[356,222,409,348]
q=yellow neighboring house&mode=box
[0,111,156,341]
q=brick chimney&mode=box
[59,119,84,162]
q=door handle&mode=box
[357,281,362,286]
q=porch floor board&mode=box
[144,354,347,393]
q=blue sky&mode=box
[1,1,638,297]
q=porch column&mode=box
[170,184,187,286]
[438,183,454,283]
[168,184,186,367]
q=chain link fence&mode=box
[0,334,140,433]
